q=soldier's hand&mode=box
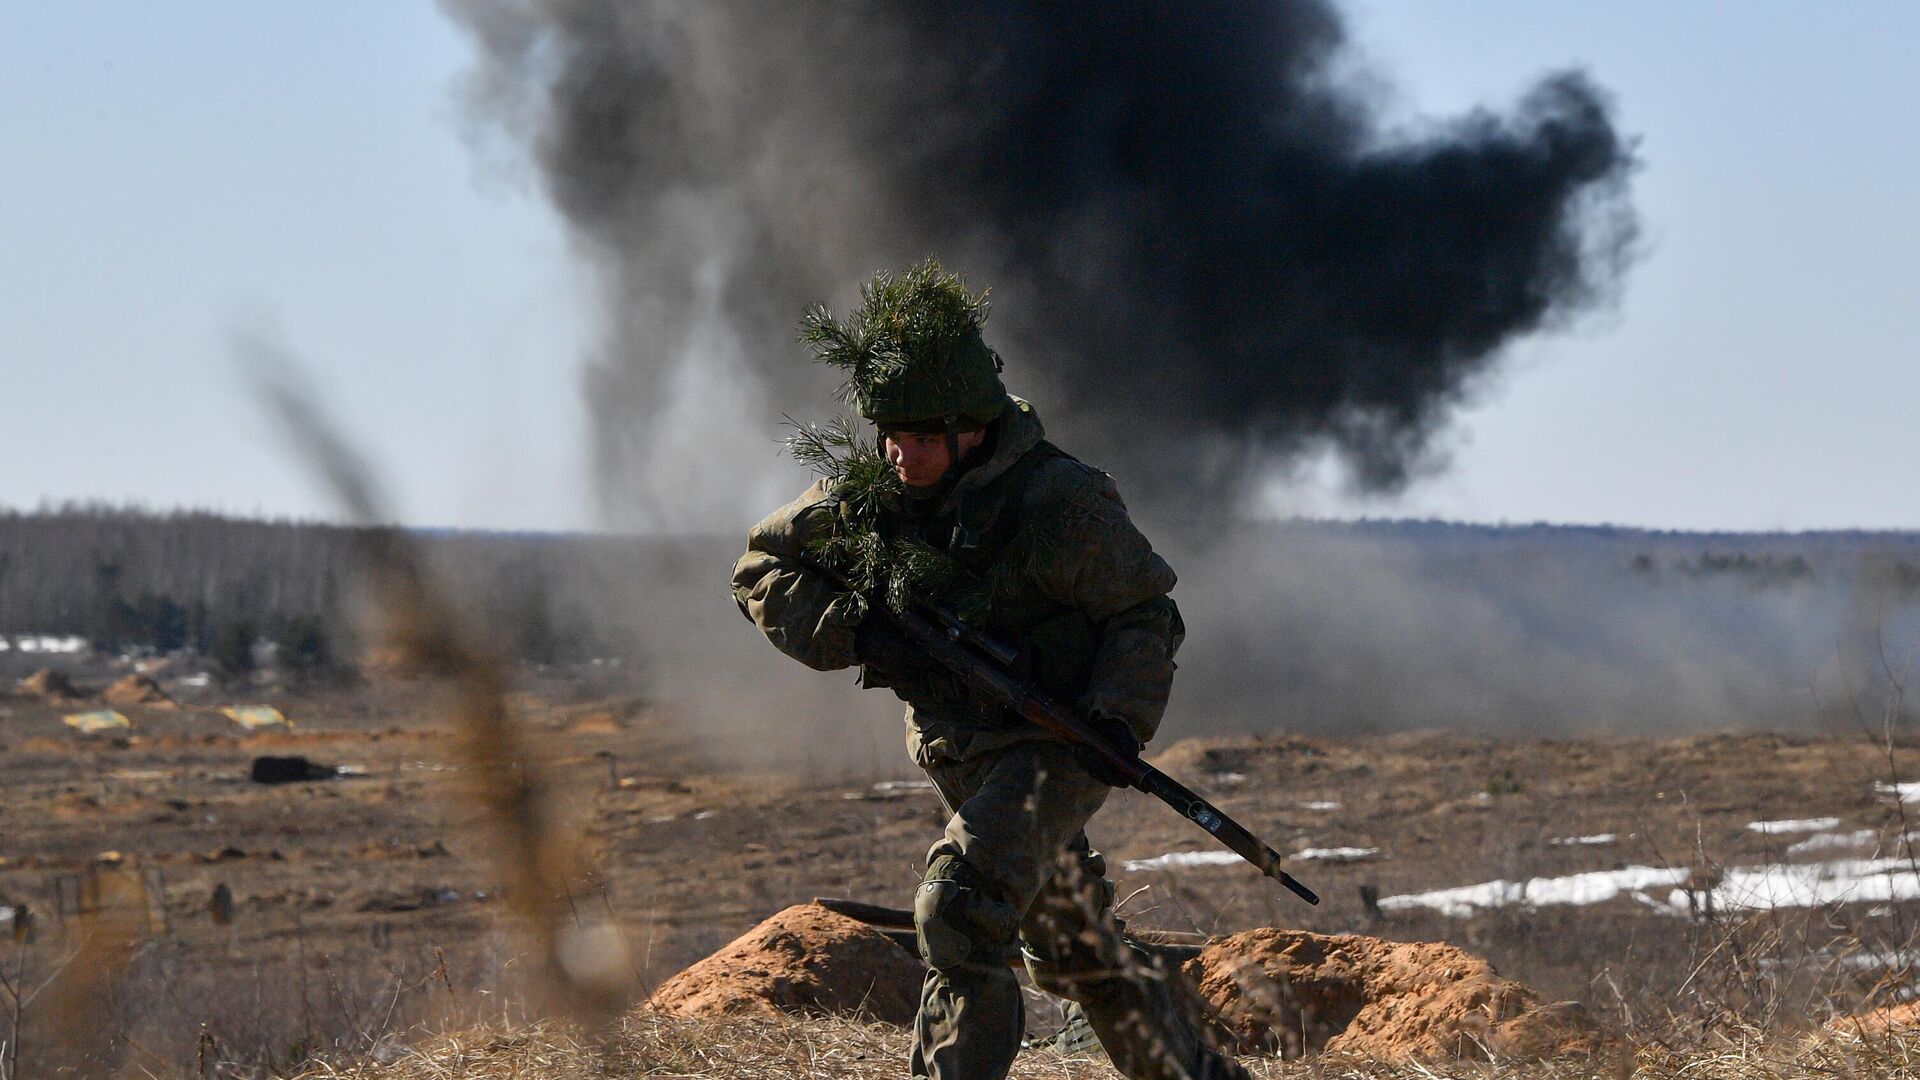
[853,612,920,678]
[1075,713,1142,787]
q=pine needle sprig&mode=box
[798,258,990,407]
[783,414,862,481]
[783,411,995,618]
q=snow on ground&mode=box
[1551,833,1618,846]
[1122,850,1241,872]
[1786,830,1878,855]
[872,780,935,793]
[5,634,88,653]
[1759,948,1920,973]
[1379,866,1690,918]
[1300,801,1340,811]
[1670,857,1920,913]
[1124,843,1381,871]
[1380,855,1920,919]
[1748,817,1842,835]
[1292,846,1379,863]
[1879,780,1920,803]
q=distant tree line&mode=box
[1628,551,1819,589]
[0,505,646,670]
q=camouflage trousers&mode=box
[911,740,1247,1080]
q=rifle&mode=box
[868,594,1320,907]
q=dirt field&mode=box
[5,665,1920,1074]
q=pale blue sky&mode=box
[3,3,1915,532]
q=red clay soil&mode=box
[1832,1001,1920,1037]
[1186,927,1619,1062]
[103,673,176,709]
[646,903,925,1026]
[18,668,86,702]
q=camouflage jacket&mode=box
[731,397,1182,765]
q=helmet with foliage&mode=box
[800,258,1008,430]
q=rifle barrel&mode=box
[1135,767,1320,905]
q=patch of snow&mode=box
[1300,801,1340,811]
[1878,781,1920,803]
[1838,949,1920,972]
[1210,772,1247,785]
[1551,833,1618,847]
[1759,948,1920,973]
[177,672,211,689]
[1292,846,1378,863]
[1470,791,1493,805]
[1669,857,1920,913]
[1123,850,1241,872]
[1748,817,1842,835]
[1380,866,1691,919]
[17,635,87,654]
[1786,830,1878,856]
[691,810,716,820]
[0,639,9,652]
[872,779,935,793]
[0,906,13,925]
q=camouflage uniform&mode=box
[733,396,1245,1080]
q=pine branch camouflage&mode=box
[800,259,1007,426]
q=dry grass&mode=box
[281,1010,1920,1080]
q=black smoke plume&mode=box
[443,1,1637,529]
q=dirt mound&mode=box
[1186,927,1617,1062]
[19,668,86,702]
[1832,1001,1920,1037]
[103,673,175,709]
[647,903,924,1025]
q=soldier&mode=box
[733,260,1245,1080]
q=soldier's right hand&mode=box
[853,610,921,679]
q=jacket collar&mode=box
[934,395,1043,516]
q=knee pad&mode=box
[914,855,1018,971]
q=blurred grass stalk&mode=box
[245,335,633,1027]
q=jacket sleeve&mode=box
[730,479,864,672]
[1026,467,1183,742]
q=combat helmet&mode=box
[800,258,1008,432]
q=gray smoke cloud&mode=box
[440,1,1638,530]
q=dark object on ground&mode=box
[357,886,461,913]
[210,883,235,924]
[1359,882,1385,923]
[20,668,86,702]
[103,673,175,709]
[249,755,337,784]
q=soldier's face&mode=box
[884,428,986,487]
